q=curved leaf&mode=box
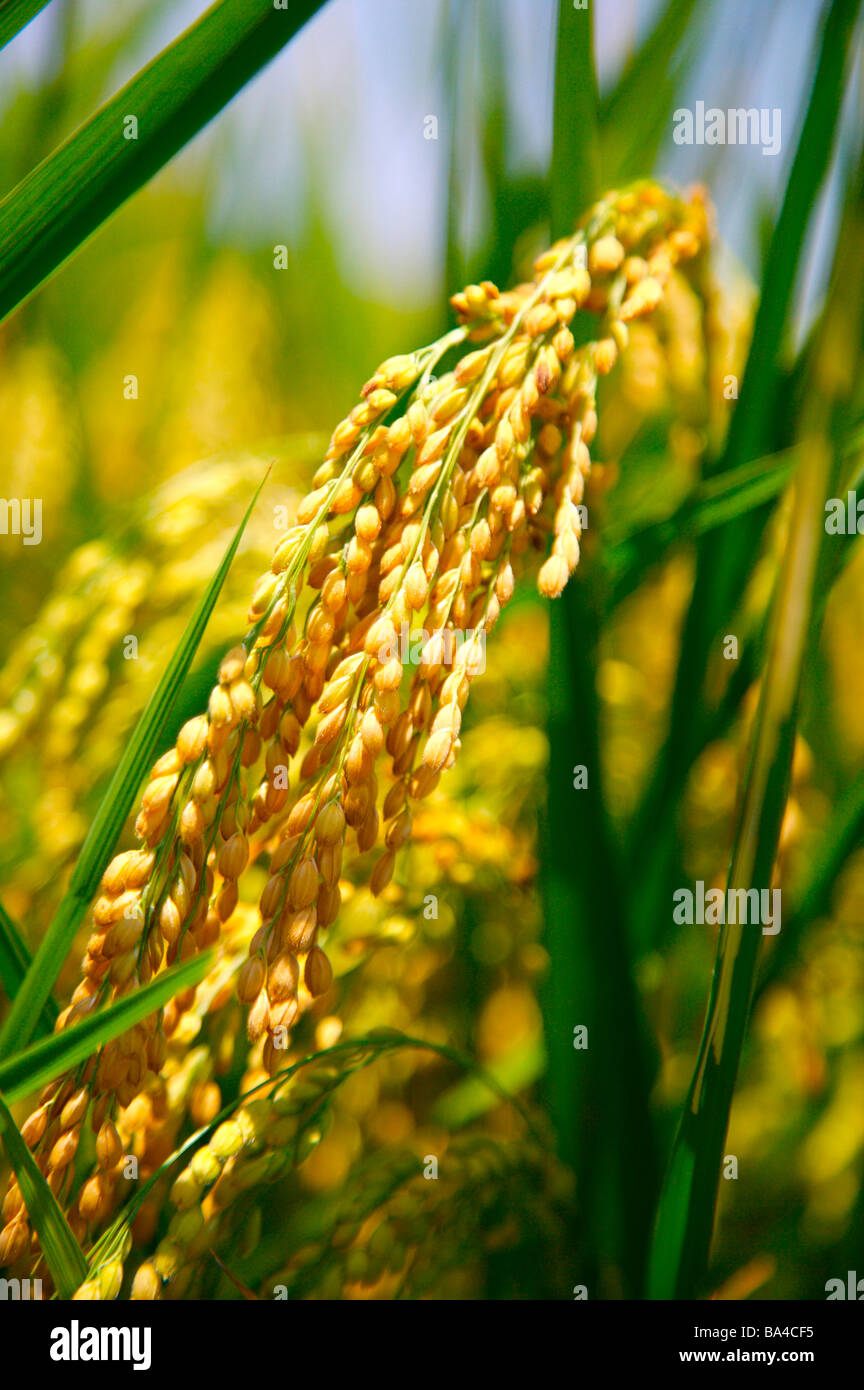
[0,0,327,321]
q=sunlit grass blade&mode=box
[676,0,859,681]
[599,0,701,181]
[0,1093,87,1297]
[615,430,863,788]
[0,0,51,50]
[543,578,660,1297]
[0,898,57,1037]
[0,474,267,1060]
[551,0,600,234]
[650,116,864,1295]
[648,435,831,1299]
[446,2,531,297]
[755,770,864,1002]
[630,0,861,931]
[542,3,659,1299]
[840,418,864,462]
[0,900,30,1004]
[0,949,212,1105]
[722,0,861,482]
[443,2,510,291]
[753,175,864,1000]
[604,448,797,605]
[0,0,327,322]
[546,2,603,1163]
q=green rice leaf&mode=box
[0,1092,87,1298]
[604,448,797,604]
[648,435,830,1298]
[600,0,702,181]
[649,87,864,1292]
[551,0,600,235]
[0,474,266,1060]
[629,0,861,942]
[756,769,864,1002]
[0,0,327,322]
[542,5,659,1301]
[0,949,213,1105]
[0,0,52,51]
[0,898,57,1037]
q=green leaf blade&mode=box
[0,949,213,1105]
[0,0,52,52]
[0,0,327,322]
[551,0,600,236]
[0,898,57,1039]
[0,1092,87,1299]
[648,437,832,1298]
